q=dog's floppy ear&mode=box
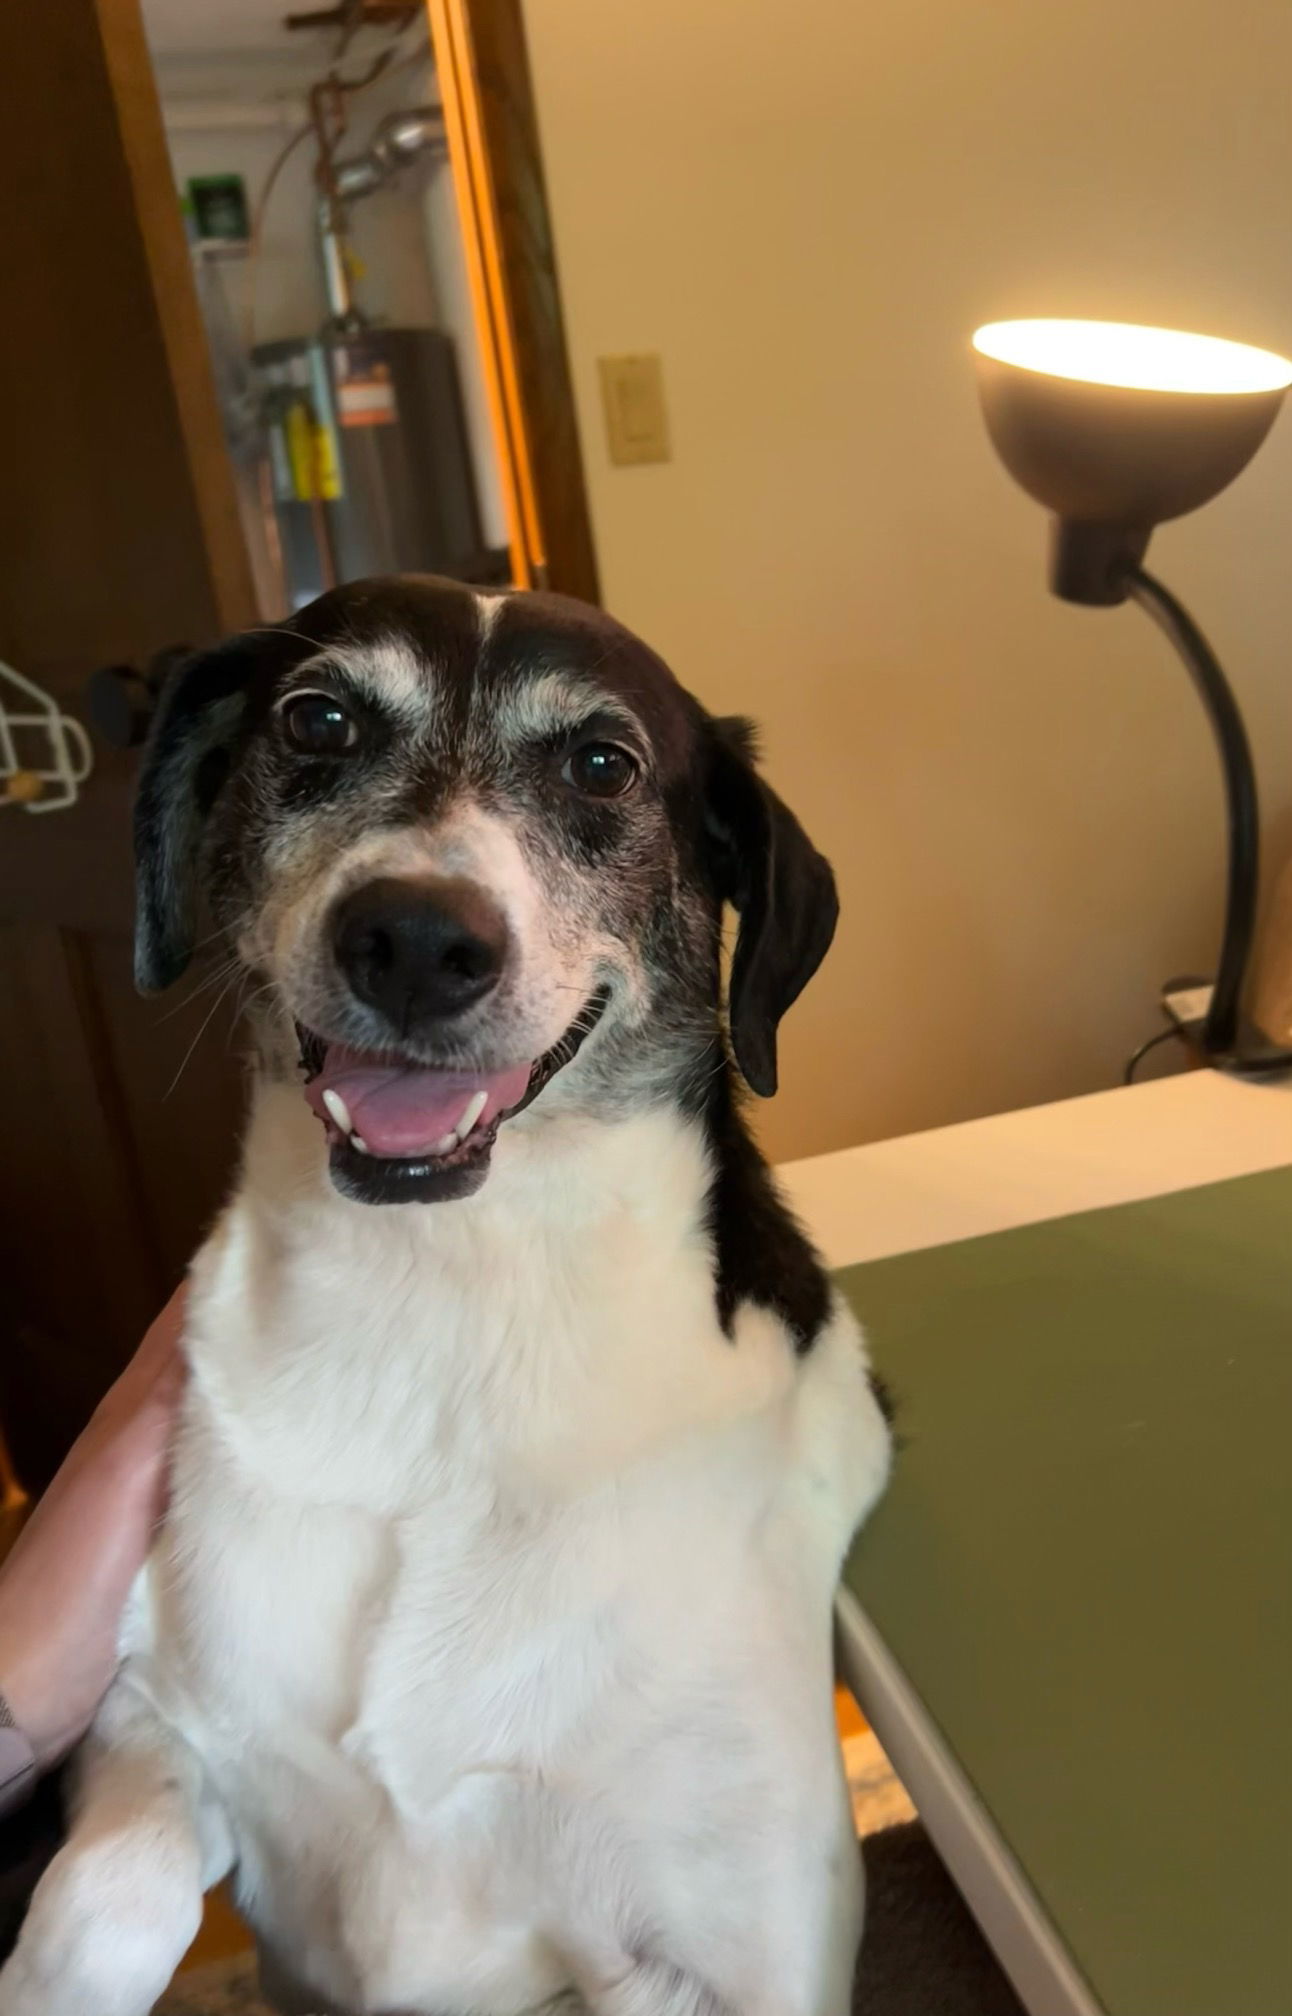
[702,716,839,1097]
[133,635,266,993]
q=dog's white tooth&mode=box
[457,1090,488,1140]
[430,1131,458,1156]
[351,1134,370,1154]
[321,1089,353,1136]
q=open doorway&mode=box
[142,0,514,618]
[0,0,596,1501]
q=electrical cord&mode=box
[1123,1025,1185,1086]
[243,123,315,351]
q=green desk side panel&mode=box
[837,1166,1292,2016]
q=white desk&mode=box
[781,1070,1292,1274]
[780,1071,1292,2016]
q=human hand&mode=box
[0,1287,187,1770]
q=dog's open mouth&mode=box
[296,987,609,1204]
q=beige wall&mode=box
[520,0,1292,1162]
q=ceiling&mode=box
[144,0,321,58]
[142,0,426,66]
[142,0,431,107]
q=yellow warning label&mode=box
[284,402,342,501]
[312,422,342,500]
[285,401,314,500]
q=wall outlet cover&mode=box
[598,353,671,466]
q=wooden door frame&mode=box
[427,0,601,604]
[0,0,258,1488]
[97,0,259,636]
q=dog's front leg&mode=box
[0,1684,232,2016]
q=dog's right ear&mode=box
[701,715,839,1098]
[133,634,267,993]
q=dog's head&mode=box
[135,577,837,1204]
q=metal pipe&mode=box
[316,107,446,327]
[317,192,358,326]
[331,107,447,199]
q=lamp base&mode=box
[1160,975,1292,1077]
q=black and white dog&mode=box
[1,579,891,2016]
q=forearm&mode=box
[0,1285,184,1791]
[0,1286,185,1969]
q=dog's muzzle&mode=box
[295,986,610,1205]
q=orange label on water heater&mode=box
[334,345,398,428]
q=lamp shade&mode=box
[972,319,1292,602]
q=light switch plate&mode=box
[598,353,671,465]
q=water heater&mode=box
[255,326,506,610]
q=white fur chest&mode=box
[124,1095,881,2013]
[179,1085,801,1498]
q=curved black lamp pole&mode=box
[1090,560,1292,1075]
[1050,515,1289,1073]
[1121,565,1257,1059]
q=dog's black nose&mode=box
[331,877,508,1029]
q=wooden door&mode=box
[0,0,597,1493]
[0,0,256,1492]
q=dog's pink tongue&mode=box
[304,1044,533,1156]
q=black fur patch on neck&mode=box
[697,1055,831,1355]
[696,1060,899,1419]
[868,1367,897,1426]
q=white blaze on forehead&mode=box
[475,591,508,640]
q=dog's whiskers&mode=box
[163,969,244,1098]
[156,955,243,1023]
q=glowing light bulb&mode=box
[972,319,1292,397]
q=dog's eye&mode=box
[562,742,639,799]
[279,692,360,757]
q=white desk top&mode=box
[779,1069,1292,1272]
